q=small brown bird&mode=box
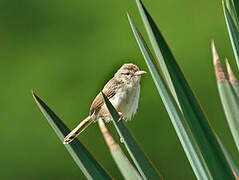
[63,63,146,144]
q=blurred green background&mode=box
[1,0,238,179]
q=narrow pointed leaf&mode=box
[136,1,234,179]
[128,14,212,180]
[217,71,239,156]
[98,119,142,180]
[225,0,239,28]
[136,0,179,105]
[214,55,239,152]
[226,58,239,99]
[223,1,239,70]
[32,92,112,180]
[217,136,239,177]
[233,0,239,19]
[101,92,162,180]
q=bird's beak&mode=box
[134,70,147,76]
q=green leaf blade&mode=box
[233,0,239,19]
[225,0,239,28]
[217,136,239,177]
[136,0,179,105]
[112,150,142,180]
[223,1,239,71]
[32,91,112,180]
[101,92,162,180]
[231,82,239,99]
[98,119,142,180]
[135,1,235,179]
[217,79,239,152]
[214,44,239,155]
[226,58,239,100]
[127,14,212,180]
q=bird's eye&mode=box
[126,73,130,76]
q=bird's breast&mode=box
[111,82,140,120]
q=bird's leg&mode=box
[117,112,123,122]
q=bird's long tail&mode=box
[63,116,94,144]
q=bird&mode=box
[63,63,146,144]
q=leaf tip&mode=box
[211,41,227,81]
[101,91,108,103]
[31,90,38,101]
[211,40,219,64]
[226,58,238,84]
[126,11,131,20]
[31,89,35,94]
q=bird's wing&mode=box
[89,78,118,116]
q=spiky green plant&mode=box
[32,0,239,179]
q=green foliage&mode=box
[98,119,142,180]
[223,0,239,70]
[128,0,238,179]
[217,67,239,152]
[31,0,239,179]
[102,92,162,180]
[234,0,239,17]
[220,0,239,157]
[127,11,212,179]
[216,0,239,155]
[218,135,239,177]
[136,0,178,104]
[32,91,112,180]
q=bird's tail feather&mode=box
[63,116,93,144]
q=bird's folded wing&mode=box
[89,89,115,116]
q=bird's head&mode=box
[115,63,146,84]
